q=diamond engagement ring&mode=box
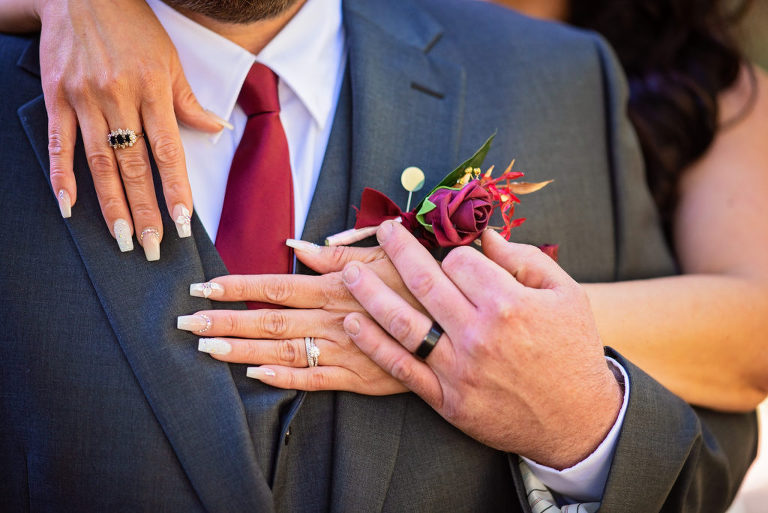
[108,128,143,149]
[304,337,320,367]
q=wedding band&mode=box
[305,337,320,367]
[108,128,143,149]
[414,322,443,359]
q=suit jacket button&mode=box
[284,427,291,445]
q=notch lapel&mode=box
[18,93,273,512]
[326,1,467,511]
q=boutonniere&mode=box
[326,134,556,257]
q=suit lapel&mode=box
[18,93,273,512]
[327,1,466,511]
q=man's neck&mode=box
[171,0,307,54]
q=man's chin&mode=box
[162,0,302,23]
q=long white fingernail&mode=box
[173,204,192,238]
[246,367,276,379]
[285,238,321,254]
[205,109,234,130]
[113,219,134,252]
[57,189,72,218]
[177,314,211,333]
[198,338,231,355]
[140,228,161,261]
[190,281,224,298]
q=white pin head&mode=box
[401,166,425,192]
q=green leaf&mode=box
[415,197,438,232]
[412,132,496,213]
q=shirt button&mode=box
[284,427,291,446]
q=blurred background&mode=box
[726,6,766,512]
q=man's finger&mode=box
[480,229,570,290]
[344,312,443,406]
[375,221,474,328]
[342,262,452,357]
[289,240,386,274]
[189,273,354,309]
[440,245,524,308]
[46,100,78,218]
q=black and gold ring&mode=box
[108,128,143,149]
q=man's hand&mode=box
[341,222,623,469]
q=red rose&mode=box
[423,181,493,247]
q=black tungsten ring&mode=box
[414,322,443,359]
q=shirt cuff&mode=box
[520,356,629,503]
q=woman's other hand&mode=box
[37,0,225,259]
[175,243,418,395]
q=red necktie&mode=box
[216,63,294,309]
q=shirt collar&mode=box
[147,0,344,130]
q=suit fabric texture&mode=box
[0,0,757,512]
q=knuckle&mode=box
[387,308,416,343]
[276,339,299,365]
[118,153,150,182]
[228,278,247,300]
[442,246,473,271]
[95,73,127,97]
[262,278,293,305]
[47,132,70,159]
[388,354,415,383]
[260,311,288,338]
[308,372,328,391]
[88,152,116,179]
[493,298,517,322]
[219,312,238,333]
[127,203,158,223]
[151,133,184,167]
[408,271,435,298]
[330,246,350,266]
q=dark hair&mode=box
[568,0,754,231]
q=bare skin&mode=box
[0,0,766,416]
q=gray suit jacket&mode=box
[0,0,757,511]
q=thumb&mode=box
[480,229,569,290]
[290,241,387,274]
[171,67,228,133]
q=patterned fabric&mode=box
[519,460,600,513]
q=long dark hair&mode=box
[569,0,754,230]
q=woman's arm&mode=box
[0,0,40,32]
[586,65,768,412]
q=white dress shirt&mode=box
[147,0,628,505]
[147,0,346,240]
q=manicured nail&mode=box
[177,314,211,333]
[286,238,321,254]
[57,189,71,218]
[246,367,276,379]
[190,281,224,299]
[140,228,161,261]
[377,221,394,243]
[173,204,191,238]
[205,109,234,130]
[113,219,134,252]
[342,264,360,284]
[198,338,231,355]
[344,316,360,336]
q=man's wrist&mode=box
[522,357,630,503]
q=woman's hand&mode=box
[175,244,418,395]
[36,0,225,259]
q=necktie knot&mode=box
[238,62,280,116]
